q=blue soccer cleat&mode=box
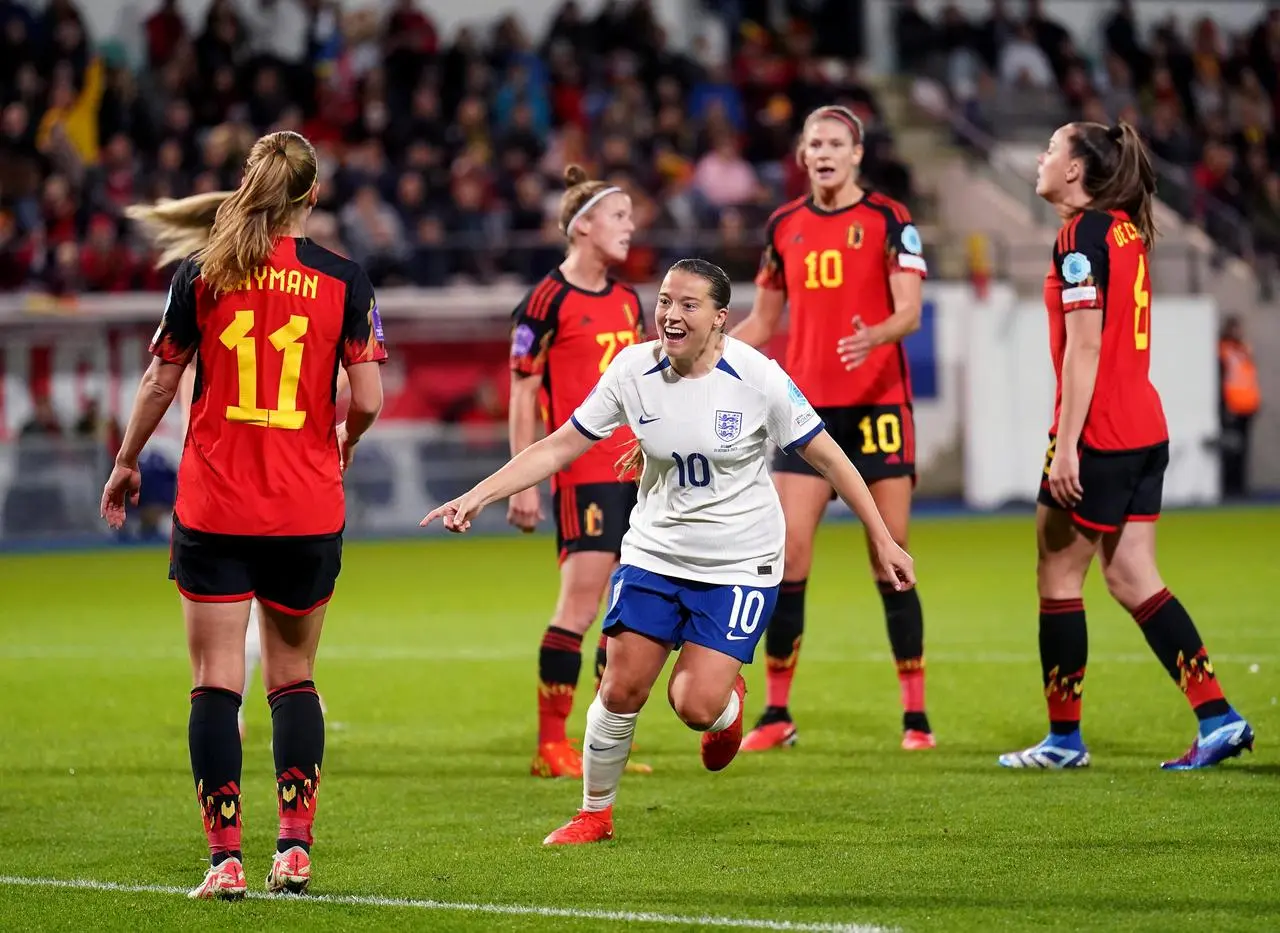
[1161,712,1255,770]
[998,732,1090,769]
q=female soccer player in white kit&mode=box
[422,259,915,845]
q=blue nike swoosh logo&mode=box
[638,416,660,425]
[588,744,617,752]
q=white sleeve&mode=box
[570,357,627,441]
[764,361,824,452]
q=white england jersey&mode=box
[570,337,825,586]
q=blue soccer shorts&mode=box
[601,565,779,664]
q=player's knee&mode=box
[262,656,315,694]
[191,656,245,693]
[666,679,722,731]
[599,673,649,715]
[551,586,605,635]
[1102,559,1162,613]
[669,692,721,731]
[1036,553,1087,600]
[783,537,814,578]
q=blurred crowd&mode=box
[897,0,1280,264]
[0,0,912,293]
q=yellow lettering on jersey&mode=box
[1111,221,1141,249]
[237,266,319,300]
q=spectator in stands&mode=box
[998,22,1054,90]
[144,0,186,70]
[693,133,762,212]
[4,0,906,292]
[340,183,409,284]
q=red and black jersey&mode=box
[754,192,927,408]
[150,237,388,537]
[510,268,644,489]
[1045,209,1167,451]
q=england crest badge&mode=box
[715,410,743,443]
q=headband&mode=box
[568,186,622,235]
[816,107,864,144]
[291,178,317,204]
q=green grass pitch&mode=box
[1,508,1277,932]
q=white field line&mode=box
[0,875,896,933]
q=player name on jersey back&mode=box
[571,338,825,586]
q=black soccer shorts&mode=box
[169,518,343,616]
[1038,438,1169,533]
[553,482,637,561]
[771,403,916,488]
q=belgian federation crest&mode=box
[715,410,743,443]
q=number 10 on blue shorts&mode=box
[601,565,779,664]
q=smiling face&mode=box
[577,191,634,264]
[1035,124,1079,201]
[801,114,863,197]
[655,267,728,368]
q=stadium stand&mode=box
[894,0,1280,279]
[0,0,913,292]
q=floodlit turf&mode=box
[1,508,1277,932]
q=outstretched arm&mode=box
[422,421,596,531]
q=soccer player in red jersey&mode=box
[508,165,651,779]
[998,121,1253,771]
[731,105,934,751]
[103,131,387,897]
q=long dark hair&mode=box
[1069,121,1158,248]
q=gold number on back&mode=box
[218,309,309,429]
[1133,254,1150,351]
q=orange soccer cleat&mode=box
[542,806,614,845]
[188,857,247,901]
[700,675,747,772]
[901,729,936,750]
[740,717,798,752]
[531,739,584,778]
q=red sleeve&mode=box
[510,278,563,377]
[341,267,389,366]
[149,258,200,366]
[1052,214,1110,314]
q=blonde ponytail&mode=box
[196,131,318,293]
[129,130,319,292]
[125,191,234,269]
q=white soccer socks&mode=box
[582,695,638,811]
[707,688,740,733]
